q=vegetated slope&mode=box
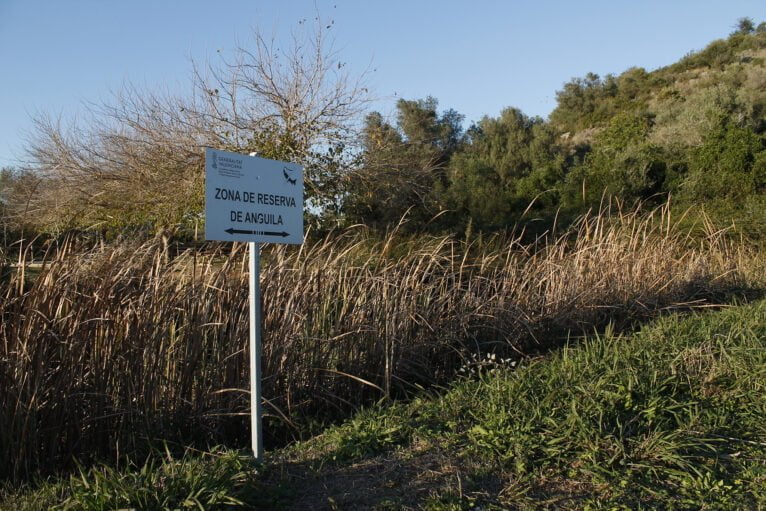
[351,24,766,237]
[546,25,766,232]
[273,299,766,510]
[5,299,765,510]
[550,27,766,137]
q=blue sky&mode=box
[1,0,765,168]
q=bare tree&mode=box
[191,20,371,219]
[21,18,370,236]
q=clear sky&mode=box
[1,0,765,169]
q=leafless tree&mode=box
[20,18,370,236]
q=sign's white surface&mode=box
[205,148,303,244]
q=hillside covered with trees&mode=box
[1,19,765,243]
[349,18,766,236]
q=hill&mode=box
[350,22,766,236]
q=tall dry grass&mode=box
[1,205,762,481]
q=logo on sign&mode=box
[283,167,297,186]
[212,151,218,169]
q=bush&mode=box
[684,124,764,200]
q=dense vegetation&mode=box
[4,300,766,509]
[1,19,765,242]
[4,206,762,482]
[349,20,766,236]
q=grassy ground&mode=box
[3,299,766,510]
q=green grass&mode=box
[295,299,766,509]
[0,448,272,511]
[4,300,766,510]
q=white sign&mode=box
[205,148,304,244]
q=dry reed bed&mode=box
[0,208,760,480]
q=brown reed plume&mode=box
[0,204,760,481]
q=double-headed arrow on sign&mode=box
[225,227,290,237]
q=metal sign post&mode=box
[204,148,303,462]
[249,241,263,460]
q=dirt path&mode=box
[265,444,484,510]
